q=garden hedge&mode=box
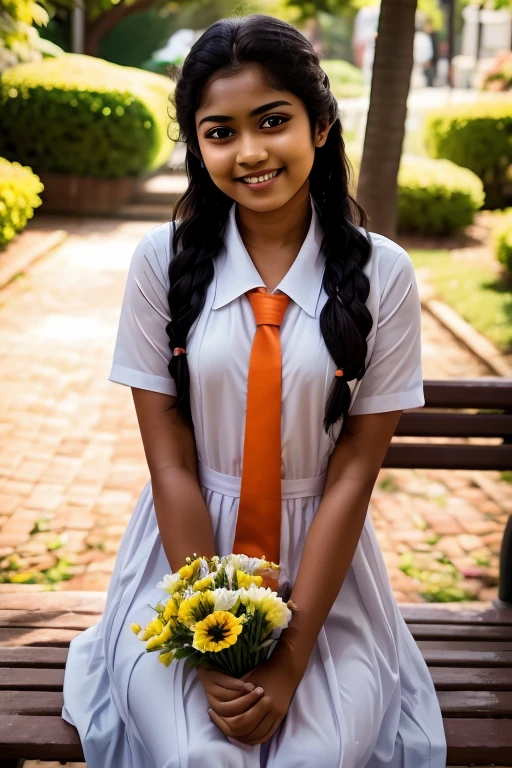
[424,101,512,208]
[321,59,364,99]
[347,148,484,236]
[0,157,43,249]
[491,208,512,276]
[0,54,175,179]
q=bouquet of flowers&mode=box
[130,553,296,678]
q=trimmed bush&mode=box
[0,54,175,179]
[424,101,512,208]
[0,157,43,249]
[346,148,484,235]
[321,59,364,99]
[491,208,512,276]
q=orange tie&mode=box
[233,287,291,565]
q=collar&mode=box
[212,194,326,318]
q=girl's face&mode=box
[195,64,330,212]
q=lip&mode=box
[236,168,284,190]
[236,167,283,181]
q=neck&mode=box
[235,184,312,290]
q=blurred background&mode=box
[0,0,511,622]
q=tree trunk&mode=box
[84,0,158,57]
[356,0,417,239]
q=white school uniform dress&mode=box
[62,195,447,768]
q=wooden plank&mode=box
[423,379,512,409]
[430,667,512,690]
[0,668,64,691]
[0,628,83,648]
[0,592,106,614]
[0,715,83,761]
[0,610,98,631]
[409,624,512,641]
[0,690,63,716]
[423,650,512,667]
[437,690,512,717]
[418,640,512,652]
[0,647,67,668]
[397,412,512,438]
[445,717,512,764]
[400,605,512,625]
[384,443,512,470]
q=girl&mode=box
[62,14,447,767]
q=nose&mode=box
[236,134,268,167]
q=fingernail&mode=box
[245,682,255,691]
[208,707,213,713]
[255,687,264,694]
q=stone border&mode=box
[421,297,512,377]
[0,229,67,292]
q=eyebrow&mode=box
[198,100,293,127]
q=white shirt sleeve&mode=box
[108,224,177,396]
[349,250,425,415]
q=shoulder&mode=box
[355,226,416,300]
[129,221,175,281]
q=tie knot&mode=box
[246,287,291,327]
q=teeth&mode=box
[243,170,279,184]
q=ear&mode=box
[314,117,333,149]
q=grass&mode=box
[409,248,512,353]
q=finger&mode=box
[198,667,254,693]
[243,714,282,746]
[207,707,233,738]
[221,695,271,738]
[211,687,265,718]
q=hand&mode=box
[196,662,266,717]
[206,642,305,746]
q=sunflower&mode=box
[178,590,215,629]
[192,611,245,653]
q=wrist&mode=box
[274,630,310,682]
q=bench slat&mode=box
[0,628,82,647]
[400,606,512,625]
[0,714,83,761]
[444,717,512,764]
[423,650,512,667]
[0,647,67,668]
[0,690,63,716]
[0,610,99,631]
[0,668,63,691]
[423,379,512,409]
[409,623,512,641]
[0,592,106,613]
[430,667,512,690]
[396,412,512,438]
[437,690,512,717]
[418,640,512,651]
[383,444,512,470]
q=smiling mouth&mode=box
[237,168,284,185]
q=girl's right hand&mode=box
[196,664,265,717]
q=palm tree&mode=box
[356,0,418,239]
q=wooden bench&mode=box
[1,377,511,767]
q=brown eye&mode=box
[260,115,289,129]
[206,127,234,140]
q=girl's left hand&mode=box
[207,644,304,746]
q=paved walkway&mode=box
[0,217,510,608]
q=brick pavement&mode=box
[0,217,510,608]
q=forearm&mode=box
[151,466,217,572]
[280,472,373,674]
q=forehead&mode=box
[196,64,295,115]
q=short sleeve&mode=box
[349,249,424,415]
[108,225,177,396]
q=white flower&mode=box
[212,587,242,612]
[156,573,181,591]
[199,558,210,580]
[222,554,268,574]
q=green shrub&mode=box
[321,59,364,99]
[424,101,512,208]
[346,149,484,235]
[491,208,512,275]
[0,157,43,249]
[0,54,175,179]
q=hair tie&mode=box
[173,347,187,356]
[335,369,344,377]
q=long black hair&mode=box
[166,14,373,436]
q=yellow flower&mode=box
[192,611,245,653]
[131,623,142,635]
[142,617,164,641]
[261,598,290,632]
[146,620,174,650]
[163,595,181,621]
[193,575,214,592]
[178,590,215,629]
[10,571,38,583]
[179,557,201,582]
[158,649,176,667]
[236,570,263,589]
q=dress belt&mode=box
[198,461,327,500]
